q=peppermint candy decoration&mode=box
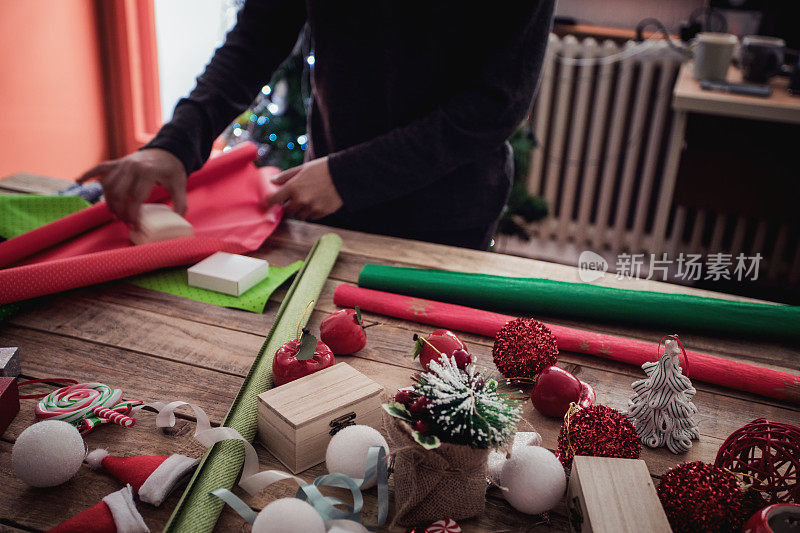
[36,382,138,433]
[427,519,461,533]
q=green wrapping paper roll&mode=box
[164,233,341,533]
[358,264,800,342]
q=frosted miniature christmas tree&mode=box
[625,337,699,454]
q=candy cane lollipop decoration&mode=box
[79,400,141,434]
[36,383,137,432]
[92,405,135,427]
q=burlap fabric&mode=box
[385,414,489,526]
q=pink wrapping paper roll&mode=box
[334,284,800,404]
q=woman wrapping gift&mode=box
[78,0,555,250]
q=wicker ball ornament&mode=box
[715,418,800,504]
[658,461,746,533]
[556,404,641,470]
[492,318,558,380]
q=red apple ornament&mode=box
[272,328,335,386]
[531,366,596,417]
[320,307,367,355]
[413,330,468,371]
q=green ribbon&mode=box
[164,233,342,532]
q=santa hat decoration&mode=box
[86,449,198,507]
[48,485,149,533]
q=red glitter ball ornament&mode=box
[658,461,746,533]
[715,418,800,504]
[492,318,558,380]
[556,404,640,470]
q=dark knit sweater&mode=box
[144,0,555,238]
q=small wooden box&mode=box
[0,347,21,377]
[567,455,671,533]
[0,377,20,437]
[257,363,383,474]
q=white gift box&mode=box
[187,252,269,296]
[129,204,194,245]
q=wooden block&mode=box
[187,252,269,296]
[0,347,20,377]
[567,455,671,533]
[129,204,193,245]
[257,363,384,474]
[0,377,20,437]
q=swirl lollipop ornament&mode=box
[36,382,139,434]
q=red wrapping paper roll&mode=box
[0,143,283,304]
[334,284,800,404]
[0,143,260,268]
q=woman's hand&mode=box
[76,148,187,228]
[267,156,343,220]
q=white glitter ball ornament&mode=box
[252,498,325,533]
[325,425,389,489]
[325,519,370,533]
[501,446,566,514]
[487,431,543,482]
[12,420,85,487]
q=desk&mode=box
[1,175,798,532]
[673,63,800,125]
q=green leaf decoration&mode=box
[382,402,413,422]
[411,336,425,360]
[295,328,317,361]
[355,306,363,327]
[413,431,441,450]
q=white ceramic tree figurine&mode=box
[625,337,699,454]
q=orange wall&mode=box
[0,0,110,180]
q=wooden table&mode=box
[1,175,799,532]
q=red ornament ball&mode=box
[492,318,558,380]
[658,461,745,533]
[715,418,800,504]
[556,404,640,470]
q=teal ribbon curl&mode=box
[211,445,388,529]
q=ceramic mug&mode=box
[743,503,800,533]
[741,35,786,83]
[693,32,738,81]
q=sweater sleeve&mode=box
[327,0,555,211]
[142,0,307,175]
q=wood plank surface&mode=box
[1,175,798,532]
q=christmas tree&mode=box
[416,355,522,449]
[222,27,312,170]
[625,337,699,454]
[383,354,522,450]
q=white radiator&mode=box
[510,33,800,285]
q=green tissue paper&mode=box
[0,194,89,239]
[131,260,303,313]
